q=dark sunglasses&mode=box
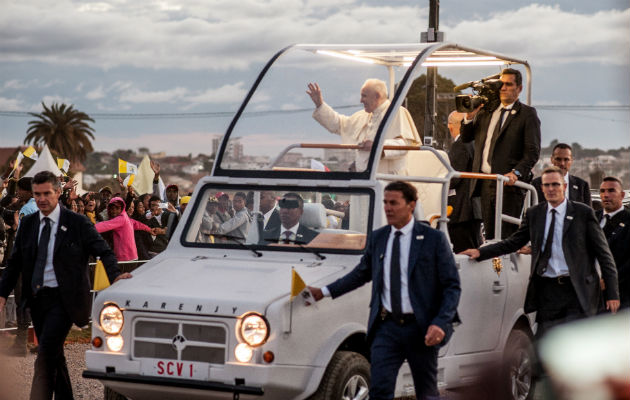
[542,182,562,188]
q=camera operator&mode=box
[460,68,541,240]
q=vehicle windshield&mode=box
[215,45,426,178]
[182,184,373,253]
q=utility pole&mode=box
[421,0,443,148]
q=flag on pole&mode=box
[23,146,38,160]
[118,159,138,174]
[93,259,111,291]
[290,268,306,300]
[310,159,330,172]
[123,174,135,187]
[14,152,24,169]
[57,158,70,174]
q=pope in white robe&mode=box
[307,79,420,175]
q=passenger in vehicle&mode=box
[214,192,251,243]
[260,193,318,245]
[198,195,221,243]
[215,193,232,223]
[306,79,420,175]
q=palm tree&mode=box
[25,102,95,163]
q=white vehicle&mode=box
[84,43,539,400]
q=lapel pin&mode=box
[379,254,384,260]
[416,235,424,240]
[620,223,625,227]
[510,109,516,115]
[61,225,67,231]
[572,185,578,189]
[566,216,573,220]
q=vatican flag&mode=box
[93,259,111,291]
[57,158,70,174]
[123,174,135,187]
[23,146,38,160]
[118,159,138,175]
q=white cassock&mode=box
[312,99,420,175]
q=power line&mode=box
[0,104,627,120]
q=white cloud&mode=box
[445,5,629,66]
[3,79,38,90]
[185,82,247,104]
[119,87,189,103]
[86,85,106,100]
[0,97,25,110]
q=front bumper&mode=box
[83,370,264,399]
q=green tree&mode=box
[25,102,95,163]
[406,74,460,150]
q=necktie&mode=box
[282,230,292,244]
[537,209,556,275]
[493,108,508,137]
[603,214,613,237]
[32,217,52,293]
[390,231,403,318]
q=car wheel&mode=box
[308,351,370,400]
[504,329,535,400]
[104,386,129,400]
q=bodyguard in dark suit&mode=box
[309,181,461,399]
[532,143,591,206]
[447,111,482,253]
[0,171,131,400]
[461,68,541,240]
[462,167,619,337]
[596,177,629,308]
[260,193,318,245]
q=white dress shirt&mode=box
[380,217,415,314]
[542,199,569,278]
[263,207,276,229]
[281,223,300,241]
[39,204,61,288]
[480,103,514,173]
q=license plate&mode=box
[141,360,208,380]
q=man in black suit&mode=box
[447,111,482,253]
[260,193,318,245]
[0,171,131,399]
[256,191,280,234]
[461,68,541,240]
[462,167,619,337]
[596,177,629,308]
[309,181,461,399]
[532,143,591,206]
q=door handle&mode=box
[492,281,505,293]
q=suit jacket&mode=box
[447,137,478,224]
[478,201,619,316]
[260,223,319,245]
[0,207,120,326]
[596,208,630,307]
[327,221,461,344]
[460,100,541,192]
[532,175,591,206]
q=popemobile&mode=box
[84,42,539,400]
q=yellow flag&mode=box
[93,259,111,291]
[23,146,38,160]
[57,158,70,173]
[290,268,306,300]
[123,174,135,187]
[118,159,138,174]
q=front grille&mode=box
[133,319,227,364]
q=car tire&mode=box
[104,386,129,400]
[308,351,370,400]
[504,329,536,400]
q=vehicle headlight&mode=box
[100,304,124,335]
[237,313,269,347]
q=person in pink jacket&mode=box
[95,197,161,261]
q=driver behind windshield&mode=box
[306,79,420,174]
[260,193,318,245]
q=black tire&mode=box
[308,351,370,400]
[104,386,129,400]
[503,329,536,400]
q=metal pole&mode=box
[424,0,440,146]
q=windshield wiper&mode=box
[297,243,326,260]
[213,234,263,258]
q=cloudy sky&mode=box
[1,0,628,155]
